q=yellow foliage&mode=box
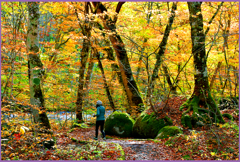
[20,126,25,135]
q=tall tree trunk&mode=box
[222,13,232,97]
[93,2,143,115]
[74,2,92,123]
[76,39,90,123]
[27,2,51,129]
[180,2,224,129]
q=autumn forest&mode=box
[1,1,239,160]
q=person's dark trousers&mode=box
[95,120,105,138]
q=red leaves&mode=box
[147,96,187,127]
[14,133,21,141]
[46,150,52,155]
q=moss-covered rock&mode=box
[132,111,173,138]
[105,111,135,137]
[155,126,183,139]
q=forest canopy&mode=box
[1,2,238,113]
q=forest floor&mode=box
[1,96,239,160]
[53,100,239,161]
[56,126,174,160]
[54,118,238,160]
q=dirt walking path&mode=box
[62,126,175,160]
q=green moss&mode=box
[115,143,125,160]
[180,99,191,111]
[70,137,87,144]
[133,111,172,138]
[207,93,225,123]
[181,114,192,129]
[33,78,40,85]
[71,123,89,129]
[105,111,135,137]
[164,116,173,125]
[181,94,225,128]
[222,113,233,121]
[156,126,183,139]
[190,96,200,121]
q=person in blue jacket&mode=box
[93,100,106,140]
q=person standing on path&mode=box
[93,100,106,140]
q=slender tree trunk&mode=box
[222,13,232,97]
[136,38,147,82]
[162,64,179,94]
[149,2,177,86]
[93,47,116,111]
[93,2,143,115]
[144,2,177,115]
[232,66,239,98]
[94,21,132,112]
[210,61,222,90]
[27,2,51,129]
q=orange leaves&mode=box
[27,51,40,55]
[73,62,81,66]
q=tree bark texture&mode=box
[188,2,211,98]
[185,2,224,124]
[27,2,51,129]
[92,2,143,115]
[75,2,92,123]
[76,38,90,123]
[84,51,95,92]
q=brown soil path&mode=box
[65,126,175,160]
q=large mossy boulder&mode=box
[105,111,135,137]
[155,126,183,139]
[132,112,173,139]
